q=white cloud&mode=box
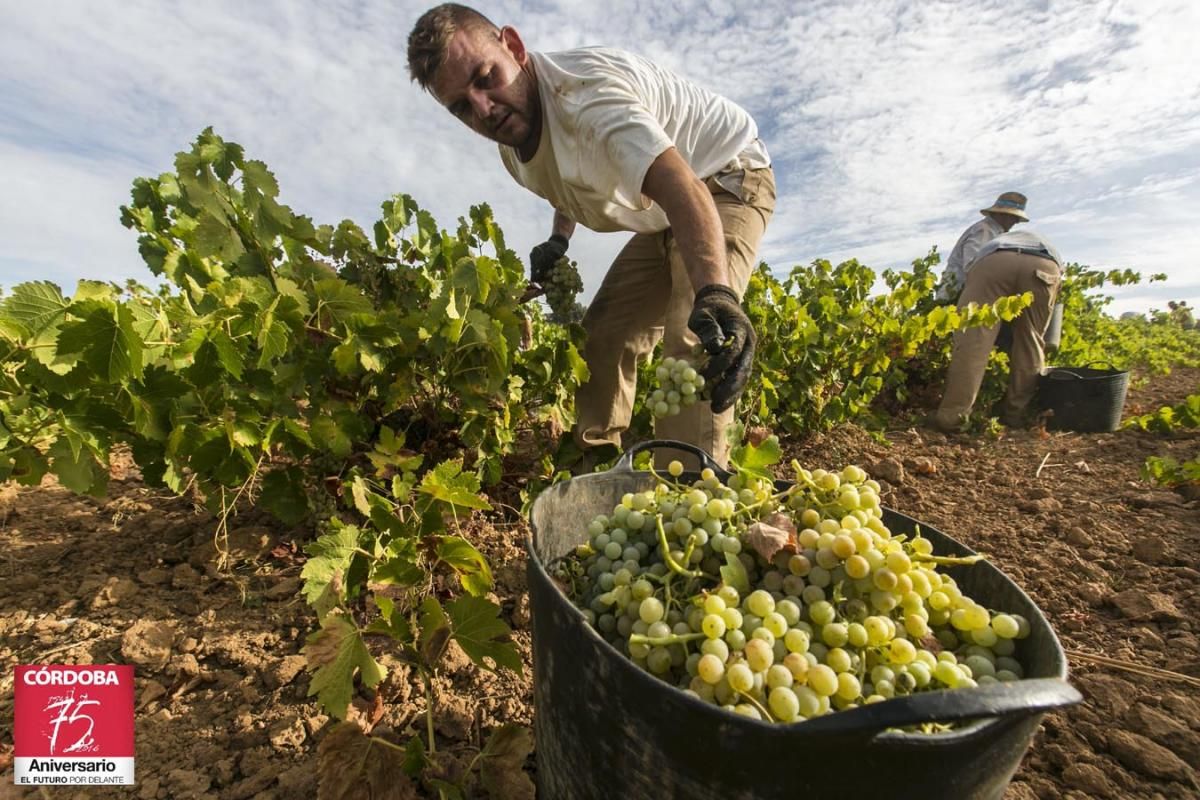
[1,0,1198,320]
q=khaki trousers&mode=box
[575,167,776,468]
[934,249,1062,427]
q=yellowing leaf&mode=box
[446,596,522,674]
[437,535,493,596]
[743,513,798,562]
[316,722,418,800]
[418,459,491,511]
[303,615,386,719]
[479,724,535,800]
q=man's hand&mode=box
[688,285,756,413]
[529,234,569,286]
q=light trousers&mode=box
[575,167,776,468]
[934,249,1062,427]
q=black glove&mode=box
[687,284,756,414]
[529,234,569,285]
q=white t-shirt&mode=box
[499,47,769,234]
[975,229,1063,268]
[935,216,1004,301]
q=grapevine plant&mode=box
[1052,266,1200,375]
[1126,392,1200,493]
[0,130,590,790]
[736,252,1032,434]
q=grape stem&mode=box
[911,553,986,566]
[736,484,797,516]
[735,689,776,722]
[628,631,707,647]
[657,517,702,578]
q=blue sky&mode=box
[3,0,1198,315]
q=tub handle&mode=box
[791,678,1082,735]
[613,439,729,477]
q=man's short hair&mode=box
[408,4,500,91]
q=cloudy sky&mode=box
[3,0,1198,315]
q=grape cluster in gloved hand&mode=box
[687,284,756,414]
[529,234,570,286]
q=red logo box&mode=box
[13,665,135,786]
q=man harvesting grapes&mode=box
[935,192,1028,304]
[932,221,1064,432]
[407,4,774,468]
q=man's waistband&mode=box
[998,245,1055,261]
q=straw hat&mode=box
[980,191,1029,221]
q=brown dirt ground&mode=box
[2,369,1198,799]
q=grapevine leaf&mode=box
[730,435,781,482]
[418,597,452,667]
[303,615,386,720]
[332,339,359,375]
[373,552,424,588]
[316,722,418,799]
[242,159,280,200]
[57,305,144,382]
[425,778,465,800]
[351,475,373,517]
[451,256,499,303]
[2,281,68,335]
[402,735,427,777]
[256,318,288,366]
[417,459,492,511]
[357,339,386,373]
[446,595,522,674]
[479,724,535,800]
[275,277,311,316]
[259,467,309,525]
[283,419,315,450]
[315,279,372,324]
[311,415,353,458]
[48,438,105,496]
[364,595,412,640]
[436,535,493,596]
[562,341,589,384]
[720,552,751,595]
[0,316,27,343]
[194,211,246,262]
[207,328,245,379]
[301,524,360,604]
[71,280,115,304]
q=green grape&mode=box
[702,613,727,639]
[646,355,711,418]
[808,664,838,697]
[769,686,801,722]
[991,613,1020,639]
[639,597,665,624]
[727,663,755,693]
[744,638,774,672]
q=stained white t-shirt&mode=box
[499,47,769,234]
[936,216,1005,301]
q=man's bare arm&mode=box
[640,147,729,290]
[640,146,754,414]
[551,209,576,241]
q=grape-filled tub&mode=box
[526,441,1081,800]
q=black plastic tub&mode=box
[527,441,1081,800]
[1037,363,1130,433]
[993,300,1063,354]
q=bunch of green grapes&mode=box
[543,256,584,321]
[306,454,344,535]
[647,356,707,418]
[555,460,1030,724]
